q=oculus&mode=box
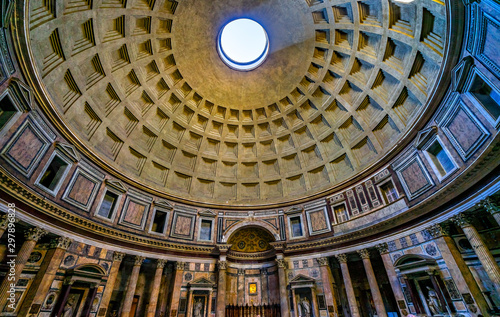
[218,18,269,71]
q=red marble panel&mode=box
[7,126,44,169]
[67,174,96,205]
[447,108,482,153]
[400,160,429,194]
[310,210,328,232]
[174,215,193,236]
[123,200,146,226]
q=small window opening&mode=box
[151,210,168,234]
[334,204,349,223]
[380,181,399,204]
[98,191,119,219]
[290,216,303,237]
[39,156,69,191]
[469,75,500,120]
[199,219,212,240]
[0,96,17,131]
[427,141,454,177]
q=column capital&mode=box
[175,261,185,271]
[157,259,167,269]
[357,249,370,259]
[50,236,72,250]
[480,197,500,215]
[63,276,75,285]
[335,253,348,263]
[218,260,227,270]
[0,213,8,230]
[25,227,47,241]
[426,222,451,238]
[113,251,125,262]
[451,212,473,228]
[375,243,389,254]
[316,257,329,266]
[133,255,146,266]
[275,258,286,268]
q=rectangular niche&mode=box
[306,206,331,235]
[393,152,435,200]
[118,193,152,230]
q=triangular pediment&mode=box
[9,78,33,111]
[189,277,214,286]
[451,56,473,93]
[285,206,303,215]
[55,142,80,162]
[154,199,174,209]
[105,179,127,193]
[415,126,438,150]
[199,209,216,217]
[289,274,315,283]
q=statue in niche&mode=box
[193,299,203,317]
[62,295,76,317]
[426,286,443,315]
[300,297,311,317]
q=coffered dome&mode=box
[26,0,448,206]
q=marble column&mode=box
[216,260,227,317]
[335,254,360,317]
[426,223,491,316]
[52,278,75,316]
[157,263,173,317]
[147,259,167,317]
[481,197,500,226]
[452,213,500,295]
[311,286,320,317]
[276,257,290,317]
[120,255,145,317]
[18,236,72,316]
[237,269,245,305]
[169,261,185,316]
[292,288,299,317]
[98,251,125,316]
[207,290,214,316]
[260,268,269,304]
[375,243,408,316]
[317,257,339,316]
[357,249,388,317]
[186,289,194,317]
[0,226,46,311]
[81,283,99,316]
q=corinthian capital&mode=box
[176,261,185,271]
[451,213,473,228]
[134,256,146,266]
[317,257,329,266]
[218,260,227,270]
[25,227,47,241]
[480,197,500,215]
[50,236,73,250]
[375,243,389,254]
[0,213,8,230]
[357,249,370,259]
[157,259,167,268]
[113,251,125,262]
[275,258,286,268]
[335,253,348,263]
[426,223,451,238]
